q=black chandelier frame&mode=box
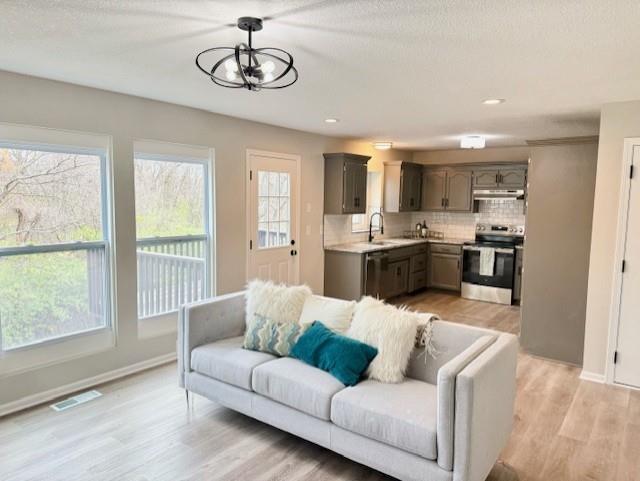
[195,17,299,91]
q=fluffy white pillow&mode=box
[347,296,419,383]
[245,279,311,327]
[298,295,356,333]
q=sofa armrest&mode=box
[452,333,518,481]
[177,291,246,387]
[436,334,497,471]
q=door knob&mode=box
[290,250,298,256]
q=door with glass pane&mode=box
[247,150,299,284]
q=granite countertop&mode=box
[324,237,471,254]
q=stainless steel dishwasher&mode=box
[364,251,389,299]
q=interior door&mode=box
[247,150,299,284]
[614,144,640,388]
[422,170,447,211]
[446,170,472,211]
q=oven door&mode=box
[462,246,515,288]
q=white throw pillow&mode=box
[298,295,356,333]
[245,279,312,327]
[347,296,419,383]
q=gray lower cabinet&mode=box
[324,243,428,301]
[427,244,462,291]
[382,260,410,298]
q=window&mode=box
[0,143,110,351]
[352,171,383,232]
[257,171,290,248]
[134,151,211,319]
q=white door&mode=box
[614,144,640,388]
[247,150,300,284]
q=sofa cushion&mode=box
[252,357,345,420]
[331,378,438,460]
[190,336,276,391]
[243,313,308,357]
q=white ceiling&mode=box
[1,0,639,149]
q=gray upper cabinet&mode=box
[473,166,527,189]
[473,170,500,188]
[499,168,527,188]
[422,168,472,212]
[422,170,448,211]
[446,170,473,211]
[384,161,423,212]
[324,153,371,215]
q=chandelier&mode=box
[195,17,298,91]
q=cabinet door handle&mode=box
[441,197,445,207]
[495,173,499,184]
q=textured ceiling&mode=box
[1,0,639,149]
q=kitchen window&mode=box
[352,171,382,232]
[133,144,213,322]
[0,140,111,353]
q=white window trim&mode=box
[0,123,116,377]
[133,141,216,339]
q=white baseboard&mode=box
[0,352,176,418]
[579,370,605,384]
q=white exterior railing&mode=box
[136,235,208,318]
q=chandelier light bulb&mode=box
[263,73,274,82]
[225,70,238,81]
[260,60,276,73]
[224,59,238,72]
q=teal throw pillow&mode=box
[243,313,307,357]
[290,321,378,386]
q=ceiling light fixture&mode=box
[196,16,298,91]
[373,141,393,150]
[460,136,486,149]
[482,98,505,105]
[324,118,339,123]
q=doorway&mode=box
[246,149,300,284]
[610,139,640,388]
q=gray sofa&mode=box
[178,291,518,481]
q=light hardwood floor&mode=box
[1,291,638,481]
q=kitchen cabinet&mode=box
[422,168,472,212]
[323,153,371,215]
[473,166,527,189]
[383,259,410,298]
[383,161,423,212]
[428,244,462,291]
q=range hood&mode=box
[473,189,525,201]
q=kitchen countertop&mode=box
[324,237,471,254]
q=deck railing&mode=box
[136,235,207,318]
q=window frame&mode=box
[0,140,114,362]
[132,151,214,321]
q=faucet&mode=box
[368,212,384,242]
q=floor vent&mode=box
[50,390,102,412]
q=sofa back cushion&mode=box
[245,279,311,327]
[298,295,356,333]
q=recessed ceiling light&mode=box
[460,135,486,149]
[373,141,393,150]
[482,98,505,105]
[324,118,339,123]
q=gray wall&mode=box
[0,70,408,408]
[521,142,598,365]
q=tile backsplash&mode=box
[323,199,525,246]
[411,199,526,240]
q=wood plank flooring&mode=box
[1,290,638,481]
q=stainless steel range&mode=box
[461,223,525,305]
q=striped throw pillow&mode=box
[243,313,308,357]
